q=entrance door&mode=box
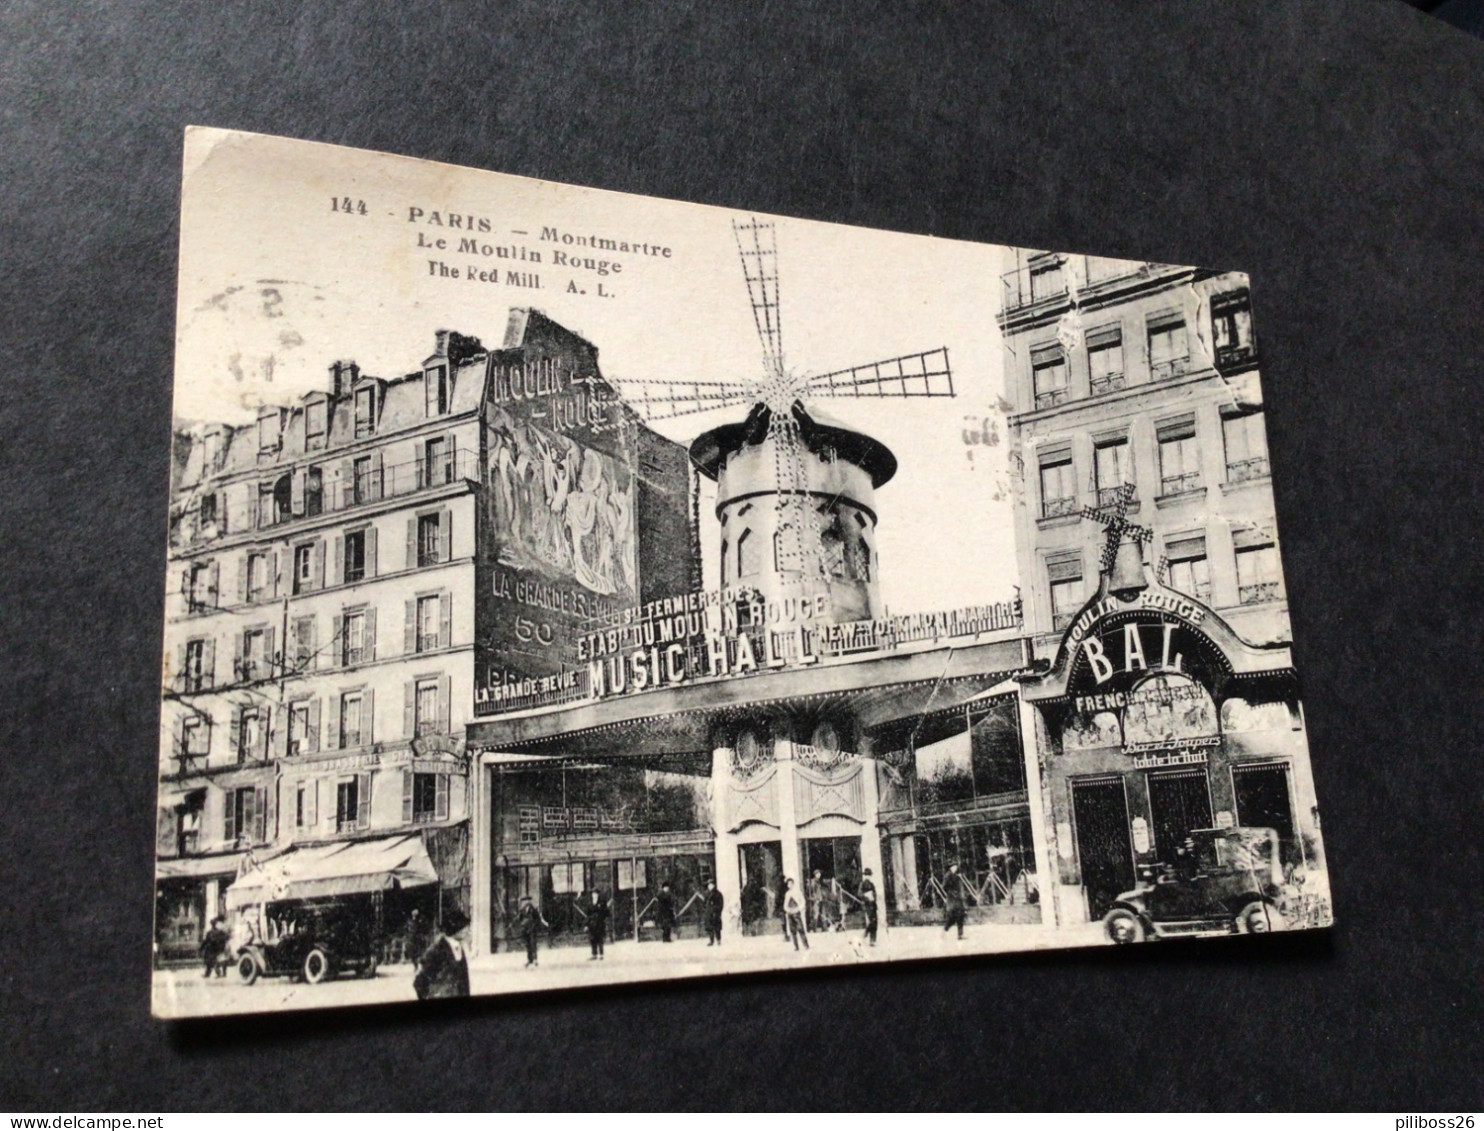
[1070,777,1136,920]
[1232,762,1298,865]
[738,841,784,936]
[800,836,862,929]
[1147,769,1214,863]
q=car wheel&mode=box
[1103,908,1146,945]
[1238,901,1286,934]
[302,947,332,984]
[236,952,260,986]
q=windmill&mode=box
[1080,483,1170,587]
[610,217,956,606]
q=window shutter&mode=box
[331,535,343,587]
[223,790,237,844]
[228,706,242,762]
[263,627,277,677]
[202,639,216,688]
[238,555,250,603]
[435,774,449,821]
[363,688,374,744]
[271,549,283,598]
[402,769,414,824]
[404,681,415,740]
[439,592,452,649]
[1165,534,1207,561]
[1232,525,1273,551]
[372,451,384,500]
[171,714,184,763]
[1047,556,1083,583]
[306,779,318,830]
[437,674,451,735]
[338,459,353,508]
[1086,325,1121,350]
[174,644,187,693]
[307,699,321,753]
[254,787,268,843]
[313,539,326,590]
[365,525,378,579]
[291,468,306,515]
[443,433,456,481]
[407,518,417,569]
[207,561,220,607]
[156,806,178,857]
[405,599,417,654]
[439,509,451,561]
[268,706,284,760]
[357,772,372,830]
[364,607,377,662]
[241,788,257,844]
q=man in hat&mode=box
[585,888,610,960]
[516,894,547,968]
[413,907,471,999]
[199,916,229,978]
[859,867,880,946]
[655,881,677,943]
[703,878,724,946]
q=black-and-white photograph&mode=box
[154,128,1332,1019]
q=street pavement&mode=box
[152,920,1109,1018]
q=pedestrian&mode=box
[200,916,229,978]
[859,867,880,946]
[655,881,677,943]
[943,863,967,940]
[585,889,610,960]
[783,878,809,950]
[806,869,827,932]
[703,878,725,946]
[413,908,471,1000]
[517,894,547,968]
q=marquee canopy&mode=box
[224,834,438,910]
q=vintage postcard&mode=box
[154,127,1332,1018]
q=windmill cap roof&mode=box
[689,402,897,487]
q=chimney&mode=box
[329,359,360,399]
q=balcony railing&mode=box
[1151,357,1191,382]
[1042,496,1079,519]
[1159,473,1202,497]
[1089,373,1126,396]
[1239,581,1282,605]
[1034,388,1070,410]
[1216,343,1258,370]
[1097,485,1135,508]
[1227,456,1270,484]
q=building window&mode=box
[199,493,218,529]
[354,386,376,438]
[1094,436,1131,508]
[1223,411,1270,484]
[291,616,315,670]
[1158,419,1202,496]
[1028,256,1065,302]
[343,529,366,584]
[352,456,377,504]
[1031,345,1069,409]
[423,437,449,488]
[417,513,444,567]
[241,628,267,681]
[1148,314,1189,380]
[336,777,361,832]
[176,805,201,855]
[246,553,269,603]
[225,786,264,846]
[258,482,275,528]
[289,701,310,756]
[736,528,756,577]
[272,475,292,524]
[185,561,213,611]
[416,594,440,653]
[341,610,368,667]
[182,639,207,693]
[1211,290,1256,369]
[1236,540,1283,605]
[1039,451,1077,518]
[773,524,804,573]
[1087,326,1125,395]
[295,782,317,831]
[293,544,314,595]
[305,400,327,449]
[258,412,280,453]
[339,692,364,748]
[305,466,324,516]
[1048,556,1084,630]
[426,365,449,416]
[238,707,264,763]
[181,716,209,763]
[1164,534,1211,604]
[409,772,447,825]
[414,678,440,738]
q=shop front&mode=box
[1021,548,1328,926]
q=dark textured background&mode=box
[1,0,1480,1112]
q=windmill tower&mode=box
[615,218,956,625]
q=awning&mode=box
[224,834,439,910]
[156,853,243,881]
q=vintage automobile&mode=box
[1102,826,1292,943]
[235,901,380,984]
